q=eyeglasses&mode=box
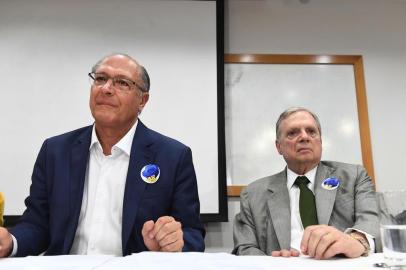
[88,72,145,92]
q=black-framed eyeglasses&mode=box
[88,72,145,92]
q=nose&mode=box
[298,129,310,141]
[100,79,115,96]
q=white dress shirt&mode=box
[287,166,375,253]
[69,121,138,256]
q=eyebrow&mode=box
[95,72,134,80]
[94,71,146,91]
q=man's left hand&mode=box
[300,225,366,259]
[271,249,300,257]
[142,216,184,252]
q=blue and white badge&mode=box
[321,177,340,190]
[140,164,160,184]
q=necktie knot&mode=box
[295,176,310,187]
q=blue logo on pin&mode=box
[321,177,340,190]
[141,164,160,184]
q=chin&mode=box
[94,114,117,126]
[93,108,115,117]
[297,152,313,158]
[296,155,318,163]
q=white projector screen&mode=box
[0,0,226,221]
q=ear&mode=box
[275,140,283,155]
[138,92,150,113]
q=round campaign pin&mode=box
[140,164,160,184]
[321,177,340,190]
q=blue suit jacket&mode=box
[10,121,205,256]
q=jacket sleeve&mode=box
[9,140,50,256]
[171,147,205,252]
[352,165,381,252]
[232,188,266,255]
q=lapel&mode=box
[63,126,92,253]
[266,170,291,250]
[314,162,338,225]
[122,120,155,253]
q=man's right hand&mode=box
[0,227,13,257]
[301,225,366,259]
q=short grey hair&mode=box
[91,53,150,92]
[275,107,322,140]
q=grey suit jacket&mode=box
[233,161,381,255]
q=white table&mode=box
[0,252,385,270]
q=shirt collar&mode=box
[90,120,138,156]
[287,165,318,189]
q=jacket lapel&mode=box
[64,126,92,253]
[314,163,338,225]
[122,121,154,253]
[267,170,291,250]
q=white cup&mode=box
[377,191,406,269]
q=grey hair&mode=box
[91,53,150,92]
[275,107,322,140]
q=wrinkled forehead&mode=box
[281,111,318,130]
[96,55,140,79]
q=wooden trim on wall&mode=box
[227,186,245,197]
[225,54,375,197]
[353,57,375,182]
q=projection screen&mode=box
[0,0,226,222]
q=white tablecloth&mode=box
[0,252,385,270]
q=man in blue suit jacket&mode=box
[0,54,205,257]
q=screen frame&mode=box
[224,54,374,197]
[200,0,227,223]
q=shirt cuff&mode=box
[344,228,375,254]
[10,234,18,257]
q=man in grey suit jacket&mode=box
[233,107,380,259]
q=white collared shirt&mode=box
[69,121,138,256]
[287,166,375,253]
